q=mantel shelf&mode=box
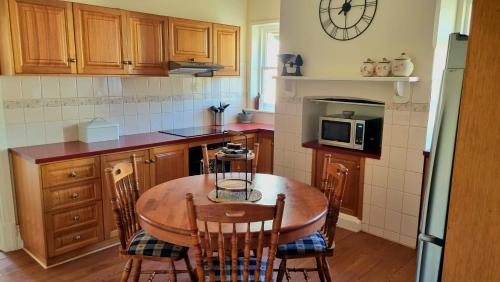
[273,75,420,82]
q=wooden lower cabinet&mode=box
[257,132,274,174]
[150,144,189,186]
[312,149,364,218]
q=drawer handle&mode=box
[145,159,151,164]
[71,192,79,200]
[68,171,77,177]
[73,215,80,221]
[149,159,156,164]
[73,235,81,241]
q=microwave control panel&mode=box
[354,122,365,148]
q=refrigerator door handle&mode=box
[419,233,444,247]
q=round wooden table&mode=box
[136,173,328,246]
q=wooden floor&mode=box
[0,229,416,282]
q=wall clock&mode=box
[319,0,378,41]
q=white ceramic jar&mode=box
[391,53,414,76]
[360,58,375,77]
[375,58,391,76]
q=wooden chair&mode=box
[201,143,260,174]
[104,155,196,282]
[275,154,348,282]
[186,193,286,282]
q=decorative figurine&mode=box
[278,54,295,76]
[294,54,303,76]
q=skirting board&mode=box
[337,212,362,232]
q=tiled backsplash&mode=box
[0,76,244,148]
[273,83,429,249]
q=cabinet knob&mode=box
[68,58,77,63]
[73,215,80,221]
[71,192,79,200]
[68,171,77,177]
[356,165,361,169]
[73,235,81,241]
[189,58,195,62]
[145,160,151,164]
[150,159,156,163]
[122,60,132,65]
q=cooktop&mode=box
[159,127,223,137]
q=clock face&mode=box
[319,0,377,41]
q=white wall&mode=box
[0,0,247,252]
[275,0,437,248]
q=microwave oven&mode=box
[318,115,383,151]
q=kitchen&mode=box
[0,0,499,281]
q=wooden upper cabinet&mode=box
[126,12,168,76]
[213,24,240,76]
[169,18,212,63]
[6,0,76,74]
[73,4,127,75]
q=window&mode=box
[250,22,280,112]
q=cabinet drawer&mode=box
[49,204,101,233]
[42,157,100,188]
[49,225,103,257]
[44,180,101,211]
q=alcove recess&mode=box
[302,97,385,159]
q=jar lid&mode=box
[378,58,390,63]
[395,53,411,60]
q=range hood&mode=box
[168,61,224,76]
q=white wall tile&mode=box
[293,152,307,171]
[407,126,426,149]
[400,214,419,237]
[372,145,390,167]
[382,124,392,145]
[404,171,423,195]
[364,164,373,184]
[4,108,25,124]
[372,165,388,187]
[43,106,62,121]
[150,113,162,131]
[78,105,94,120]
[384,109,393,124]
[59,77,77,98]
[21,77,41,98]
[109,104,124,116]
[41,77,60,98]
[45,121,64,144]
[92,77,109,96]
[363,184,372,204]
[368,226,384,237]
[410,111,429,127]
[77,77,93,97]
[161,112,173,130]
[399,235,417,248]
[383,230,400,243]
[402,193,420,216]
[362,203,371,223]
[370,206,386,228]
[392,111,410,125]
[391,125,409,147]
[371,186,387,208]
[6,124,26,147]
[25,122,46,146]
[388,168,405,190]
[1,77,22,99]
[150,102,161,114]
[124,103,137,115]
[62,106,79,120]
[94,104,110,118]
[406,149,424,173]
[389,147,407,169]
[148,77,162,95]
[387,189,403,212]
[62,121,78,141]
[108,77,123,96]
[24,107,44,123]
[385,209,402,233]
[137,102,150,113]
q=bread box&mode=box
[78,119,119,143]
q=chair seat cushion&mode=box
[277,231,327,256]
[203,257,268,282]
[127,230,188,259]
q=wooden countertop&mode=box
[9,123,274,164]
[302,141,382,159]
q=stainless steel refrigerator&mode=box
[416,33,469,281]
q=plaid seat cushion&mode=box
[127,230,188,259]
[203,257,268,282]
[277,231,326,256]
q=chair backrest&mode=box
[186,193,285,282]
[104,154,141,253]
[320,154,349,249]
[202,143,260,174]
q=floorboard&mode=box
[0,229,416,282]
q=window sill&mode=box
[243,108,275,114]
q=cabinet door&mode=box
[73,4,127,74]
[8,0,76,74]
[314,150,363,218]
[126,12,168,75]
[100,150,150,239]
[213,24,240,76]
[257,132,274,174]
[150,144,189,186]
[169,18,212,63]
